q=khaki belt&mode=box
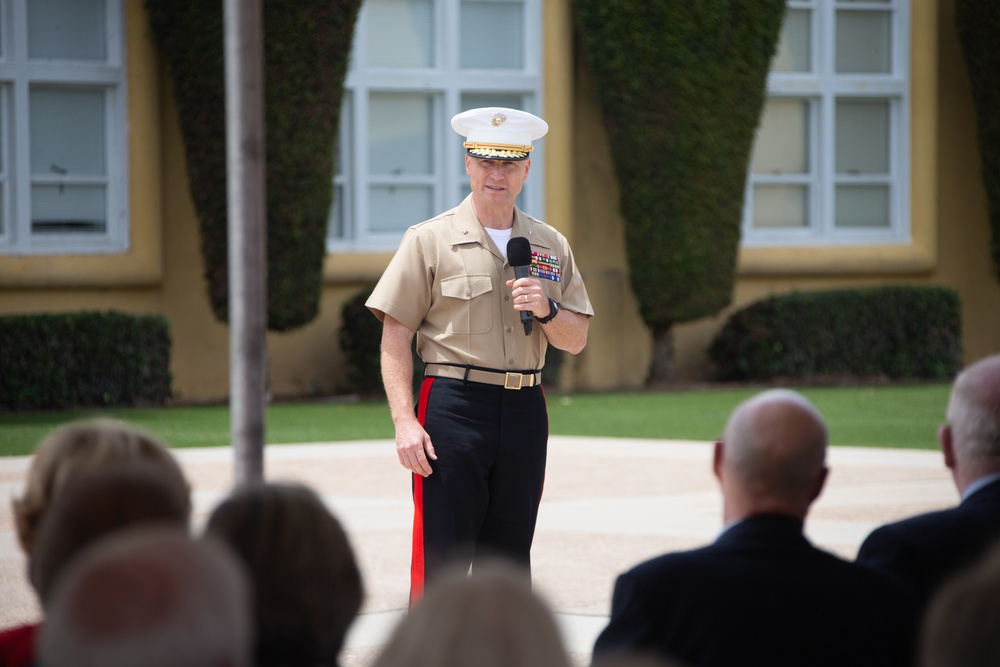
[424,363,541,390]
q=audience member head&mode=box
[592,654,686,667]
[920,539,1000,667]
[38,527,251,667]
[372,559,571,667]
[714,389,828,522]
[941,354,1000,491]
[205,482,364,667]
[30,463,191,606]
[12,418,190,555]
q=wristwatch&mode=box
[535,298,559,324]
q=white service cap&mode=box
[451,107,548,161]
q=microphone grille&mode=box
[507,237,532,267]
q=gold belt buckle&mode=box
[504,372,523,390]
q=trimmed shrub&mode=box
[574,0,786,381]
[956,0,1000,282]
[708,286,962,382]
[338,287,391,398]
[338,287,425,398]
[0,312,172,410]
[146,0,362,331]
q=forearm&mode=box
[380,316,418,426]
[540,308,588,355]
[380,315,437,475]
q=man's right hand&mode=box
[395,417,437,477]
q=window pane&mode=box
[752,99,809,174]
[772,9,810,73]
[328,185,346,239]
[31,88,107,175]
[836,99,889,174]
[461,1,523,69]
[460,93,525,111]
[752,185,808,229]
[32,184,107,233]
[367,0,434,68]
[28,0,107,61]
[370,185,433,231]
[836,10,891,74]
[369,93,433,176]
[836,185,889,228]
[328,94,351,241]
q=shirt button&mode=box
[504,295,510,301]
[466,289,471,297]
[508,358,515,365]
[506,326,512,333]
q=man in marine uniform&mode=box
[366,107,593,602]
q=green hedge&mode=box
[338,287,391,397]
[0,312,172,411]
[146,0,362,331]
[707,286,962,382]
[956,0,1000,283]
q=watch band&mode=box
[535,298,559,324]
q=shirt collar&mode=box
[962,471,1000,502]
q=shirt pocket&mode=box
[440,274,494,335]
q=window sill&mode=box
[738,241,935,276]
[0,248,162,287]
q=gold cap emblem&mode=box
[491,112,507,127]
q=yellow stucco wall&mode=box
[570,0,1000,389]
[1,0,996,404]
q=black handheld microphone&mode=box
[507,237,533,336]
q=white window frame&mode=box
[743,0,910,247]
[0,0,128,255]
[328,0,544,252]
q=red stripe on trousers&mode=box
[410,376,435,606]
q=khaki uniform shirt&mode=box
[367,195,594,372]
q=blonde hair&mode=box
[12,418,190,554]
[373,560,571,667]
[920,542,1000,667]
[39,527,251,667]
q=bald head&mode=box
[944,354,1000,477]
[717,389,828,519]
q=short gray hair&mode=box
[39,527,251,667]
[947,355,1000,462]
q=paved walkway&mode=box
[0,437,956,665]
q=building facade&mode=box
[0,0,996,402]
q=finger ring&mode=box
[522,295,527,303]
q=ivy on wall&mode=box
[956,0,1000,283]
[573,0,786,381]
[146,0,362,330]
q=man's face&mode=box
[466,155,531,208]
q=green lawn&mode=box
[0,383,951,457]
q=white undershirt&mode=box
[485,227,514,259]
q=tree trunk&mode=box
[647,326,675,386]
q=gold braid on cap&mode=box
[464,141,533,159]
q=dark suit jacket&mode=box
[593,514,916,667]
[855,476,1000,614]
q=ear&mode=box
[809,466,829,503]
[712,441,724,482]
[940,424,956,470]
[465,154,473,176]
[522,157,531,180]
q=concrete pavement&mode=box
[0,436,956,665]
